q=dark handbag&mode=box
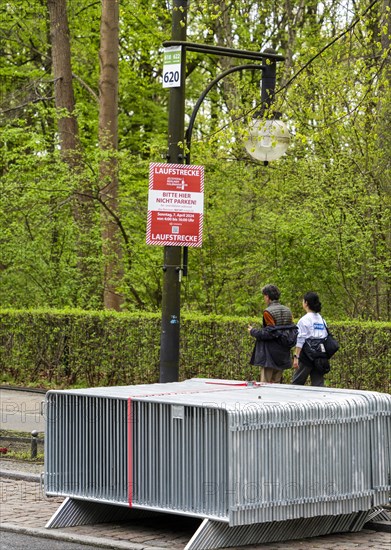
[302,325,339,361]
[324,329,339,358]
[302,337,328,361]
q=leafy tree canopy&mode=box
[0,0,390,320]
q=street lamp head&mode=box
[244,113,290,163]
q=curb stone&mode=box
[0,385,47,394]
[0,523,161,550]
[0,469,41,482]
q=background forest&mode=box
[1,0,390,322]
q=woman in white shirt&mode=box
[292,291,328,387]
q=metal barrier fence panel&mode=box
[45,379,391,542]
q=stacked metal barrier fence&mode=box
[45,379,391,548]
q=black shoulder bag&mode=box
[302,322,339,361]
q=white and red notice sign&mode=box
[146,163,204,247]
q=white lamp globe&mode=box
[244,117,290,162]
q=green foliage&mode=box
[2,450,44,462]
[0,122,103,309]
[0,309,390,393]
[0,0,390,319]
[0,309,161,387]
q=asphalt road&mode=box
[0,388,46,433]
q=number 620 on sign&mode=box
[162,46,182,89]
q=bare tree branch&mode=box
[72,72,99,103]
[1,96,55,113]
[276,0,381,94]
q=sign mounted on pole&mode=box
[162,46,182,88]
[146,163,204,247]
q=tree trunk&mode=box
[47,0,79,160]
[99,0,123,310]
[47,0,99,308]
[379,0,391,318]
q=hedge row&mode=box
[0,309,390,393]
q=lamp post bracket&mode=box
[163,41,285,62]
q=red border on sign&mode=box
[146,163,204,247]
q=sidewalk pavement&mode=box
[1,460,390,550]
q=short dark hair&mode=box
[262,284,280,301]
[303,291,322,313]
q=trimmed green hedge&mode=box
[0,309,390,393]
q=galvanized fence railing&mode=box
[44,379,391,549]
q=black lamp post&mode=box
[159,0,288,383]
